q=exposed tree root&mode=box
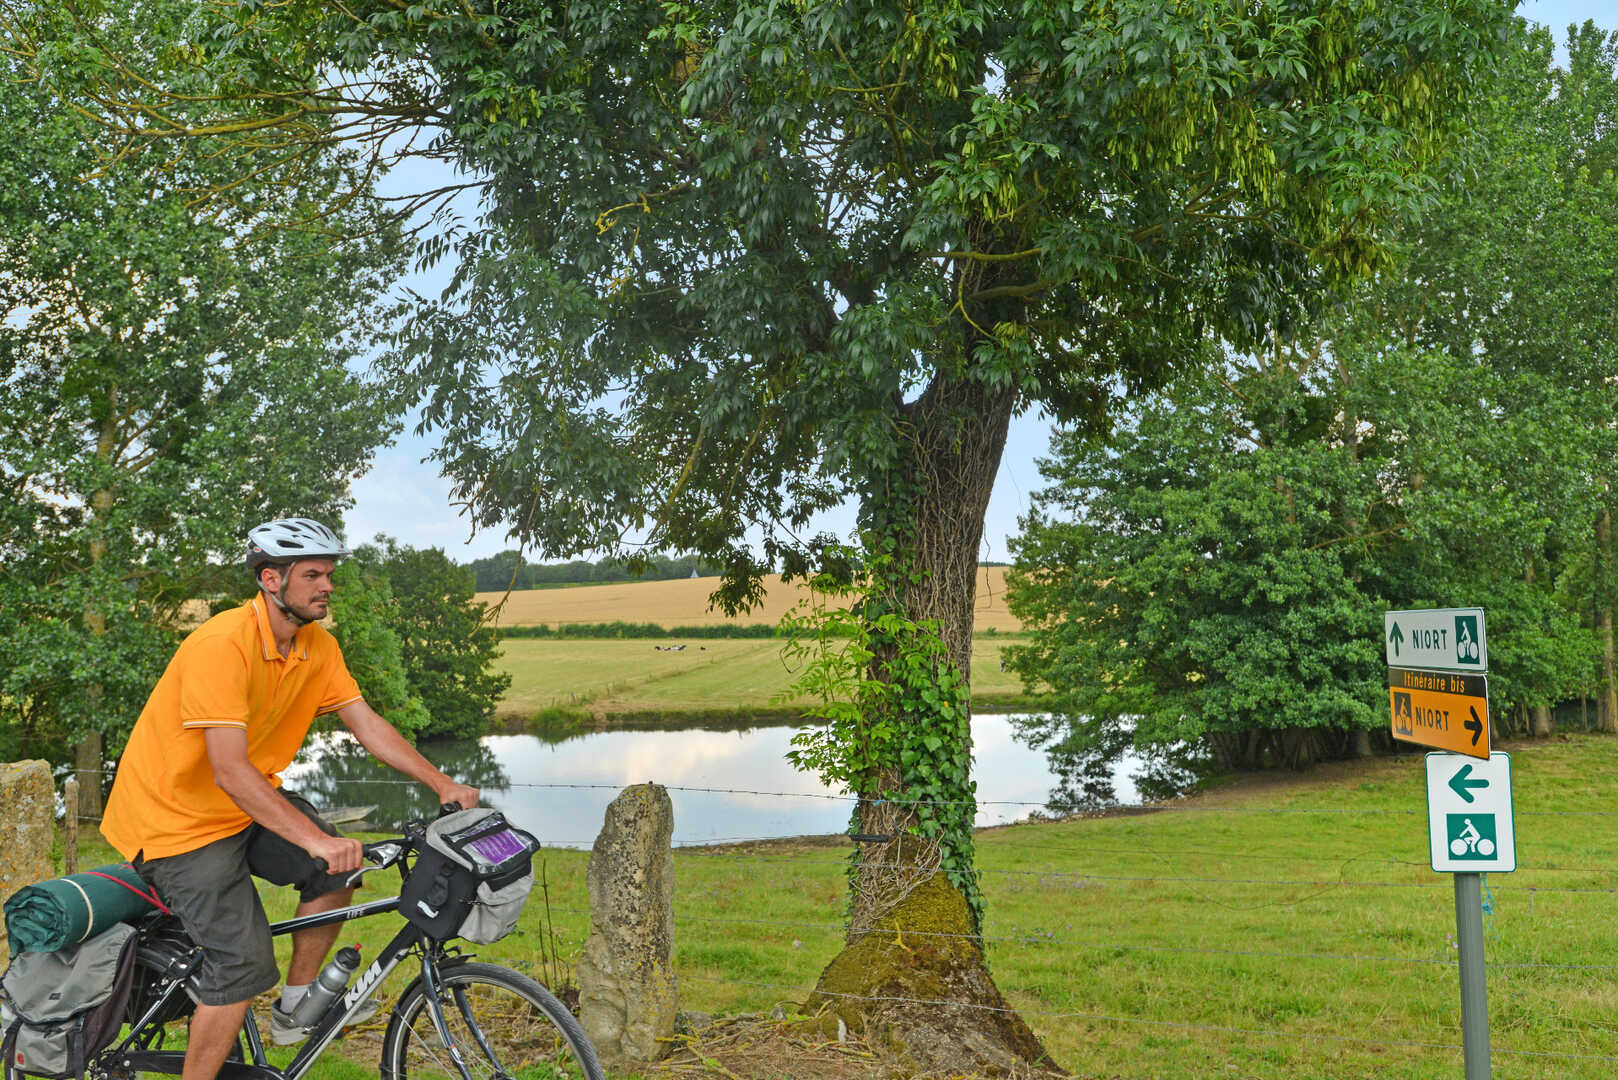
[805,874,1064,1078]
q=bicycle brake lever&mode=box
[365,841,406,867]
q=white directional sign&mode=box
[1385,608,1487,673]
[1425,752,1515,873]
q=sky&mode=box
[342,0,1610,567]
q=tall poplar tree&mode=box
[1006,20,1618,775]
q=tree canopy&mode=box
[1006,20,1618,776]
[374,540,513,739]
[33,0,1507,592]
[0,17,406,802]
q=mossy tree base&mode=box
[803,874,1063,1077]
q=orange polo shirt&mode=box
[103,596,364,860]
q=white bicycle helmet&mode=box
[245,517,351,569]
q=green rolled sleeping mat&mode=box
[3,864,165,952]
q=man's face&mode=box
[266,558,338,621]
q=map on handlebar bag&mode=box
[463,829,532,869]
[438,811,538,874]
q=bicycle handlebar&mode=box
[311,802,464,877]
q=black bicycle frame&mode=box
[106,896,424,1080]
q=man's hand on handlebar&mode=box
[308,833,364,874]
[436,781,480,811]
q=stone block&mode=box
[577,782,677,1063]
[0,760,56,956]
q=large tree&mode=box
[31,0,1510,1066]
[0,25,406,815]
[1006,20,1618,776]
[1005,334,1601,776]
[1380,20,1618,730]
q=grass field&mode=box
[44,732,1618,1079]
[476,566,1024,633]
[493,634,1035,719]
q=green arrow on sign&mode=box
[1388,622,1404,657]
[1448,763,1489,803]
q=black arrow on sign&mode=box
[1465,706,1484,747]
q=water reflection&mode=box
[286,735,512,826]
[281,715,1160,847]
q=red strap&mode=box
[83,867,172,915]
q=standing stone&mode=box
[0,761,56,957]
[577,783,676,1063]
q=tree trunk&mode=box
[74,726,106,821]
[846,375,1014,930]
[807,375,1060,1075]
[77,480,116,822]
[1599,509,1618,733]
[1525,558,1553,738]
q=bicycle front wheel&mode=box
[380,961,603,1080]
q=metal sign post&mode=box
[1454,872,1490,1080]
[1425,750,1514,1080]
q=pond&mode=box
[280,715,1159,848]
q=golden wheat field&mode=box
[475,565,1023,631]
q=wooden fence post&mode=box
[63,776,79,875]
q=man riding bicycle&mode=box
[102,518,479,1080]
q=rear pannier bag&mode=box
[1,923,138,1079]
[400,809,538,944]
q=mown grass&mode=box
[46,733,1618,1078]
[493,635,1037,720]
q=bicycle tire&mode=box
[379,961,603,1080]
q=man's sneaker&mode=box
[269,998,380,1046]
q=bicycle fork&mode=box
[419,955,483,1080]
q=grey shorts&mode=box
[132,793,351,1006]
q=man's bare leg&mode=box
[285,887,356,986]
[183,1001,251,1080]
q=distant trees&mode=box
[1007,338,1602,772]
[328,554,433,740]
[1007,20,1618,772]
[333,541,511,740]
[466,552,721,592]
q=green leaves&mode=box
[373,540,514,739]
[329,554,432,740]
[1007,21,1618,770]
[26,0,1510,601]
[781,540,982,922]
[0,15,406,766]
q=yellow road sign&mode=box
[1389,668,1490,760]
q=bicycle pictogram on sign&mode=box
[1446,814,1497,860]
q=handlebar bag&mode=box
[400,809,538,944]
[1,923,137,1079]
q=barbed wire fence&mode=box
[28,769,1618,1076]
